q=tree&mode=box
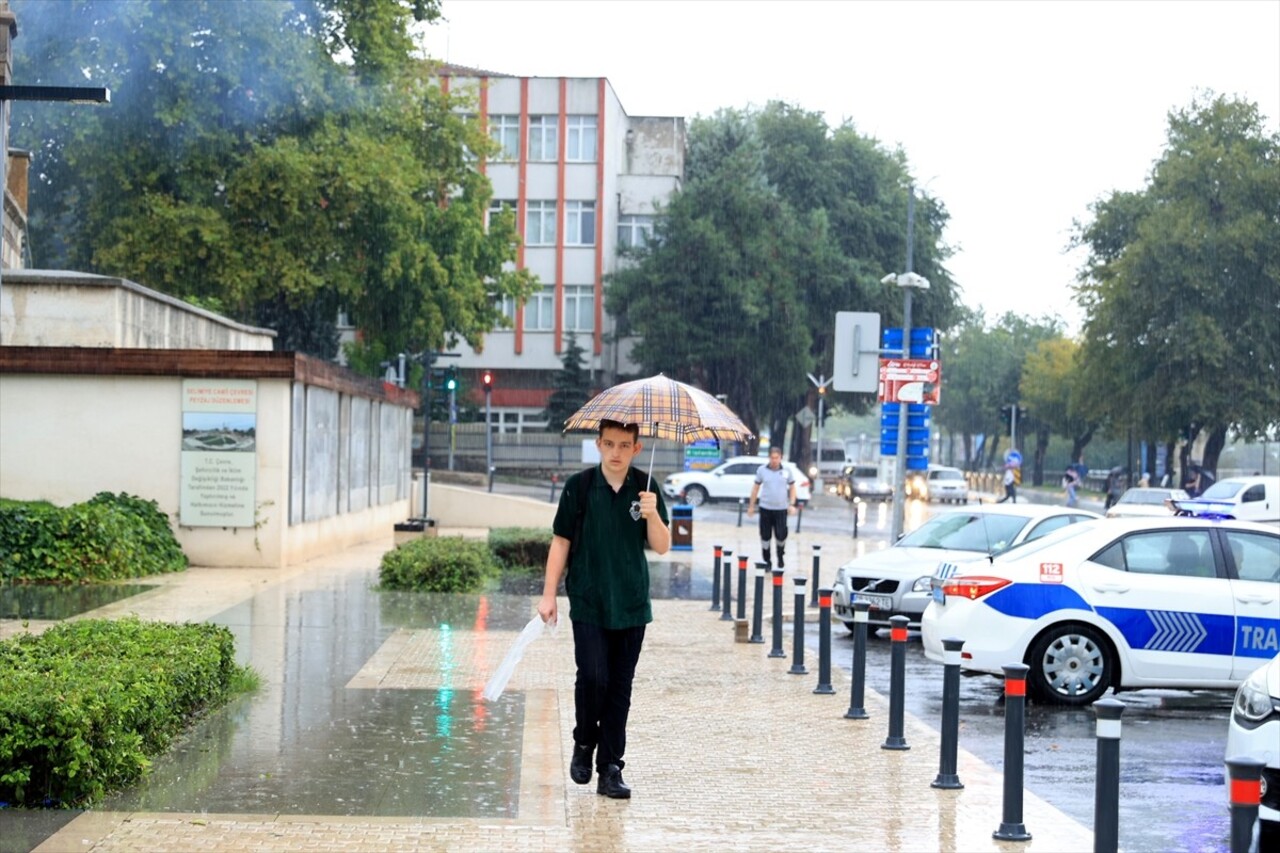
[608,102,959,465]
[11,0,534,364]
[1073,93,1280,475]
[542,334,593,431]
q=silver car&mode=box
[831,503,1100,630]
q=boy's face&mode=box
[768,448,783,469]
[597,426,642,476]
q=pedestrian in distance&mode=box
[1062,465,1081,508]
[747,446,797,568]
[997,463,1017,503]
[1104,467,1126,510]
[537,419,671,800]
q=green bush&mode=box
[488,527,552,576]
[0,493,187,584]
[378,536,501,593]
[0,617,249,807]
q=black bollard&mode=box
[737,497,745,527]
[1225,756,1264,853]
[488,465,496,493]
[789,577,808,675]
[993,663,1032,841]
[736,554,748,621]
[769,567,786,658]
[1092,697,1125,853]
[852,498,860,538]
[795,500,804,533]
[750,562,766,643]
[814,586,835,694]
[882,615,910,750]
[720,549,734,621]
[809,544,822,607]
[844,599,870,720]
[710,545,723,611]
[932,636,965,787]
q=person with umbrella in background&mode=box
[541,375,751,800]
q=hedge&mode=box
[0,617,248,807]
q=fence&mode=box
[418,422,692,476]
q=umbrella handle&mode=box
[647,443,655,492]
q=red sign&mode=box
[878,359,941,405]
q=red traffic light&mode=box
[481,370,493,390]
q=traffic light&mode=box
[481,370,493,393]
[445,368,457,392]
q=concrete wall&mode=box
[430,483,555,530]
[0,372,410,567]
[0,270,276,350]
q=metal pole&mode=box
[421,357,432,523]
[447,385,456,471]
[844,599,870,720]
[749,563,766,644]
[890,188,916,542]
[710,545,722,611]
[736,554,748,621]
[720,549,734,622]
[1092,698,1125,853]
[814,586,835,695]
[1226,756,1264,853]
[809,544,821,607]
[484,386,493,486]
[882,615,910,749]
[789,578,808,675]
[993,663,1032,841]
[769,567,786,658]
[932,637,965,788]
[816,385,824,492]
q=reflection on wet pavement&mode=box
[0,582,156,620]
[104,569,537,818]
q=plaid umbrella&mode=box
[563,374,753,487]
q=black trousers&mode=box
[757,508,789,544]
[572,620,646,772]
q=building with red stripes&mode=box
[428,67,684,433]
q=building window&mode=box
[525,200,557,245]
[492,292,517,323]
[489,115,519,160]
[566,115,597,162]
[525,285,555,331]
[564,285,595,332]
[487,199,514,231]
[617,214,655,249]
[528,115,558,161]
[565,201,596,246]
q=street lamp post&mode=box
[883,187,930,542]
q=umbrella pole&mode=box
[647,443,655,492]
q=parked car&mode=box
[837,463,893,502]
[1174,475,1280,524]
[830,503,1100,630]
[1225,653,1280,836]
[1105,487,1189,518]
[661,456,812,508]
[921,513,1280,705]
[905,464,969,503]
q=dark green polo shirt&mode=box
[552,465,668,629]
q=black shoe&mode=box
[570,743,593,785]
[596,763,631,799]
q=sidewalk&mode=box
[18,517,1094,852]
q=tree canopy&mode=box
[608,102,959,459]
[11,0,533,362]
[1072,93,1280,473]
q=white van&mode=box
[1174,475,1280,523]
[809,441,850,482]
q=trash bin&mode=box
[670,504,693,551]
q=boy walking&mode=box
[538,420,671,799]
[747,447,797,568]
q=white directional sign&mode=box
[832,312,881,393]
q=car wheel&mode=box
[683,484,708,507]
[1027,623,1113,706]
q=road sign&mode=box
[878,358,941,405]
[794,406,816,428]
[832,312,881,393]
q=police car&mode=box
[920,515,1280,705]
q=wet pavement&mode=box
[3,501,1102,852]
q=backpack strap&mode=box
[566,465,596,565]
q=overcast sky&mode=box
[420,0,1280,333]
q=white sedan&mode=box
[831,503,1100,630]
[1226,653,1280,834]
[921,515,1280,705]
[661,456,812,507]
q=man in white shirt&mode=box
[747,447,797,568]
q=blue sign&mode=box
[1005,449,1022,468]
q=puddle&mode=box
[0,583,156,620]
